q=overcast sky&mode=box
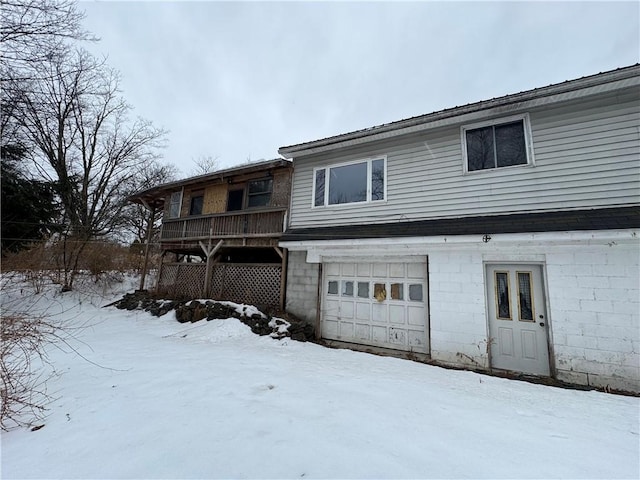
[80,1,640,175]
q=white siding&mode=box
[289,88,640,228]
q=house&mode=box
[129,158,292,309]
[278,65,640,392]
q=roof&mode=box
[279,64,640,158]
[129,158,292,207]
[280,206,640,242]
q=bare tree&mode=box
[121,161,178,245]
[189,155,219,176]
[7,47,166,289]
[0,0,92,71]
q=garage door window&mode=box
[341,281,354,296]
[328,281,338,295]
[391,283,403,300]
[357,282,369,298]
[374,283,387,301]
[409,284,423,301]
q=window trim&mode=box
[461,113,535,175]
[311,155,387,208]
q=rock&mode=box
[110,291,315,343]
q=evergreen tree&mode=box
[1,145,59,254]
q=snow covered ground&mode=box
[2,274,639,479]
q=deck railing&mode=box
[160,207,287,241]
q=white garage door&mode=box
[322,261,428,353]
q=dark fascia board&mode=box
[128,158,291,205]
[279,64,640,158]
[280,206,640,242]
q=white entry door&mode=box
[486,264,550,376]
[322,261,428,353]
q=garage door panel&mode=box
[372,303,387,323]
[373,263,387,277]
[356,302,370,320]
[389,328,407,346]
[407,305,424,326]
[357,263,371,276]
[325,298,340,317]
[389,263,405,278]
[408,330,425,348]
[342,263,355,276]
[408,263,426,279]
[326,263,340,275]
[341,301,355,319]
[339,322,354,339]
[323,320,338,337]
[372,326,387,343]
[322,261,429,354]
[389,305,405,324]
[355,323,370,340]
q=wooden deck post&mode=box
[139,202,156,291]
[200,236,224,298]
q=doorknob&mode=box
[539,322,545,327]
[539,314,544,319]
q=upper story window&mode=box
[313,157,386,207]
[462,114,533,173]
[168,191,182,218]
[247,179,272,208]
[227,178,273,212]
[189,191,204,216]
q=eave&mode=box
[278,64,640,158]
[128,158,292,208]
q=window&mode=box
[462,115,532,172]
[313,157,386,207]
[408,284,423,302]
[247,179,272,208]
[189,191,204,216]
[168,191,182,218]
[227,189,244,211]
[357,282,369,298]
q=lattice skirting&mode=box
[210,264,281,308]
[157,263,206,298]
[157,262,281,307]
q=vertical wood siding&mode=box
[289,88,640,228]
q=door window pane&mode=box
[517,272,534,321]
[409,284,423,301]
[327,281,338,295]
[495,272,511,320]
[357,282,369,298]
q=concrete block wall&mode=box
[285,250,320,325]
[428,251,490,369]
[545,244,640,392]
